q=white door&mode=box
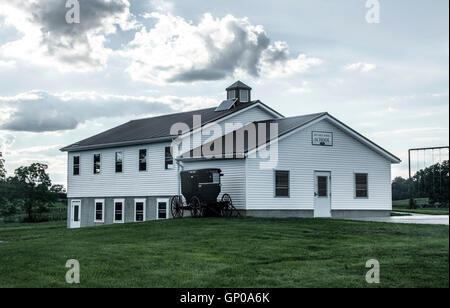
[70,200,81,228]
[314,171,331,218]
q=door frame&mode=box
[70,200,81,229]
[156,198,170,220]
[313,171,332,218]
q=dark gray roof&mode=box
[60,101,271,152]
[226,81,252,90]
[183,112,327,159]
[181,112,401,163]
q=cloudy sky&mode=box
[0,0,448,186]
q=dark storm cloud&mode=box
[0,91,174,132]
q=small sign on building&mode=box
[312,131,333,146]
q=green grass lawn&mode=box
[393,208,449,215]
[0,218,448,288]
[392,198,429,208]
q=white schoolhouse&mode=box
[61,81,400,228]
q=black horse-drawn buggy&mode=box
[170,168,240,218]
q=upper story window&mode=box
[227,90,236,100]
[355,173,368,198]
[93,154,101,174]
[115,152,123,173]
[139,149,147,171]
[165,146,174,170]
[275,170,290,197]
[240,90,249,102]
[73,156,80,175]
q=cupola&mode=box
[226,81,252,103]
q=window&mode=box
[73,156,80,175]
[134,199,146,222]
[94,199,104,223]
[93,154,101,174]
[240,89,249,102]
[227,90,236,100]
[355,173,368,198]
[317,176,328,197]
[114,199,125,223]
[165,146,174,170]
[275,171,290,197]
[115,152,123,173]
[157,199,168,219]
[139,149,147,171]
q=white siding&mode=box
[186,105,276,149]
[68,142,178,198]
[183,159,246,209]
[67,105,275,199]
[246,119,393,211]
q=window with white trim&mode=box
[114,199,125,223]
[94,199,105,223]
[355,173,368,198]
[93,154,101,174]
[139,149,147,171]
[275,170,290,197]
[165,146,174,170]
[73,156,80,175]
[134,199,146,222]
[115,152,123,173]
[240,89,249,102]
[227,90,236,100]
[157,199,168,219]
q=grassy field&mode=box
[392,198,430,208]
[0,218,448,288]
[392,198,449,215]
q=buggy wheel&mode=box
[170,195,184,218]
[190,196,202,218]
[221,194,233,217]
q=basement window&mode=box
[165,146,174,170]
[114,199,125,223]
[135,199,146,222]
[115,152,123,173]
[157,199,168,219]
[139,149,147,171]
[275,170,290,197]
[94,199,104,223]
[93,154,101,174]
[355,173,369,198]
[73,156,80,175]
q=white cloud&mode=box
[0,59,15,69]
[0,0,137,72]
[150,0,174,13]
[371,127,449,137]
[344,62,377,73]
[121,13,321,84]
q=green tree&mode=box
[10,163,54,222]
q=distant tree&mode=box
[391,176,412,200]
[50,184,67,202]
[392,160,449,207]
[0,152,5,180]
[10,163,54,222]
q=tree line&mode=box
[392,160,449,207]
[0,152,66,222]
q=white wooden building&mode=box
[61,81,400,228]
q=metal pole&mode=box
[408,149,411,179]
